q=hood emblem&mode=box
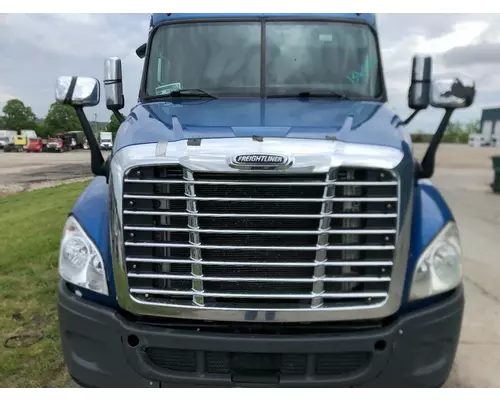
[229,153,291,170]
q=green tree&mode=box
[106,113,125,136]
[43,102,81,135]
[464,119,480,134]
[35,121,51,139]
[2,99,37,132]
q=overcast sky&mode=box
[1,13,498,132]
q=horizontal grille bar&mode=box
[124,178,397,187]
[128,272,391,283]
[125,242,395,251]
[126,257,393,267]
[124,226,397,235]
[124,194,398,203]
[124,210,397,219]
[130,288,388,299]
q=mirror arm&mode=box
[402,109,420,126]
[74,106,106,177]
[417,108,454,180]
[112,109,125,123]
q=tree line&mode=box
[0,98,123,138]
[410,120,480,144]
[0,97,482,144]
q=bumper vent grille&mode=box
[145,346,371,378]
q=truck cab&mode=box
[47,135,72,152]
[24,137,43,152]
[55,13,475,388]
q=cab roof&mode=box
[150,13,376,29]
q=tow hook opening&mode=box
[127,334,140,348]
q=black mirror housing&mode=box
[408,55,432,110]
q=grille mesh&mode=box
[122,165,399,310]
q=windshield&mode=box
[145,20,381,99]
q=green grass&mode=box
[0,181,89,387]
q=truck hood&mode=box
[114,98,411,153]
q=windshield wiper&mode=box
[167,88,217,99]
[268,90,351,100]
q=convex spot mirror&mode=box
[408,55,432,110]
[55,76,100,107]
[430,77,476,109]
[104,57,124,111]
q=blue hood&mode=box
[114,98,408,153]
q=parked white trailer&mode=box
[0,130,17,149]
[20,130,37,140]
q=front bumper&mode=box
[58,281,464,388]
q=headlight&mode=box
[409,221,462,301]
[59,215,108,295]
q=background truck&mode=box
[66,131,86,149]
[46,134,72,152]
[0,130,16,149]
[3,129,37,152]
[99,131,112,150]
[55,13,475,388]
[24,137,44,152]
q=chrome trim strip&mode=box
[124,226,397,235]
[312,168,337,308]
[109,137,410,323]
[123,210,398,219]
[130,288,388,299]
[183,169,204,306]
[127,272,392,283]
[124,242,395,251]
[124,178,397,186]
[125,257,393,267]
[123,194,398,203]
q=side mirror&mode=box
[430,77,476,109]
[55,76,100,107]
[408,55,432,110]
[54,76,104,177]
[136,43,147,59]
[104,57,124,111]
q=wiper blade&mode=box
[168,88,217,99]
[268,90,351,100]
[298,91,351,100]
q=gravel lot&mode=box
[414,145,500,387]
[0,150,99,193]
[2,143,500,387]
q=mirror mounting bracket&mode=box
[74,106,106,177]
[402,109,420,126]
[417,108,455,180]
[111,109,125,124]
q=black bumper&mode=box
[58,281,464,388]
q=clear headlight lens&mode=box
[59,215,108,295]
[409,221,462,301]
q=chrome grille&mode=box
[122,165,399,311]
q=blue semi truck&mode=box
[55,13,475,387]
